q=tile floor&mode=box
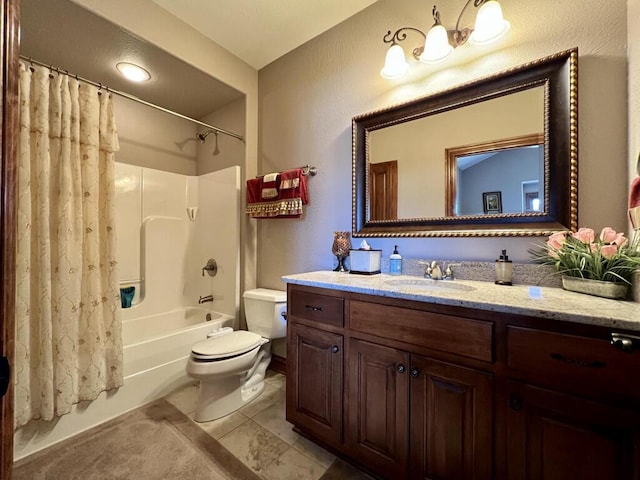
[164,371,371,480]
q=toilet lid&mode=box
[191,330,263,359]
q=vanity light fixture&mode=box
[116,62,151,82]
[380,0,510,79]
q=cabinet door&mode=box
[286,323,343,447]
[346,339,409,480]
[506,380,640,480]
[410,355,493,480]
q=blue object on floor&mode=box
[120,286,135,308]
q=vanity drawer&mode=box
[349,301,493,362]
[507,326,640,400]
[289,290,344,327]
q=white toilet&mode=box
[186,288,287,422]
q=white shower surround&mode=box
[115,164,241,319]
[14,164,241,460]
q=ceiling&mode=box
[20,0,244,119]
[151,0,378,70]
[19,0,377,121]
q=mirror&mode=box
[353,49,578,237]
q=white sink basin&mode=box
[384,278,476,292]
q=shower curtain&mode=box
[14,63,123,428]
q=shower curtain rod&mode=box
[19,56,245,143]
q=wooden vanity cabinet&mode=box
[505,380,640,480]
[287,284,494,479]
[287,323,343,448]
[344,338,493,480]
[345,299,494,479]
[410,355,493,480]
[504,326,640,479]
[286,288,345,449]
[345,338,409,479]
[286,283,640,480]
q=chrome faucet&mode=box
[444,264,454,280]
[427,261,443,280]
[424,261,456,280]
[198,294,214,304]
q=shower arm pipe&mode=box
[19,55,245,143]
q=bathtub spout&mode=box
[198,295,214,304]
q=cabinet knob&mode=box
[410,368,419,378]
[397,364,406,374]
[509,394,522,411]
[611,332,640,353]
[331,345,339,353]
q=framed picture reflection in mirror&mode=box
[483,191,502,214]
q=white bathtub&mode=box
[123,306,234,377]
[14,306,235,460]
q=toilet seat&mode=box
[191,330,263,361]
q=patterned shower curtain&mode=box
[14,63,123,428]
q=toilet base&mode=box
[193,350,271,422]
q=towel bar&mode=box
[256,165,317,178]
[301,165,318,177]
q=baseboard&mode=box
[269,354,286,375]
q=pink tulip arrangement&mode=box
[532,227,640,284]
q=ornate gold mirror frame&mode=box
[352,48,578,237]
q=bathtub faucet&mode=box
[198,295,214,304]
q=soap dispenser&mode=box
[389,245,402,275]
[495,249,513,285]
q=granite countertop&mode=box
[282,271,640,332]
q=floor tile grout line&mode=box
[252,443,330,480]
[216,413,331,478]
[289,440,336,470]
[282,444,330,476]
[164,375,338,480]
[218,419,289,476]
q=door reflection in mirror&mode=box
[453,142,544,216]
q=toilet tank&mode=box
[243,288,287,339]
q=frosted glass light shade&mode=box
[469,0,510,45]
[419,24,453,64]
[380,44,410,79]
[116,62,151,82]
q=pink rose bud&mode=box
[613,233,628,248]
[547,231,566,251]
[572,227,595,244]
[600,227,618,244]
[600,244,618,259]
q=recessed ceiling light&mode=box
[116,62,151,82]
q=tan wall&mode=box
[197,98,246,175]
[258,0,628,294]
[74,0,260,301]
[115,96,198,175]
